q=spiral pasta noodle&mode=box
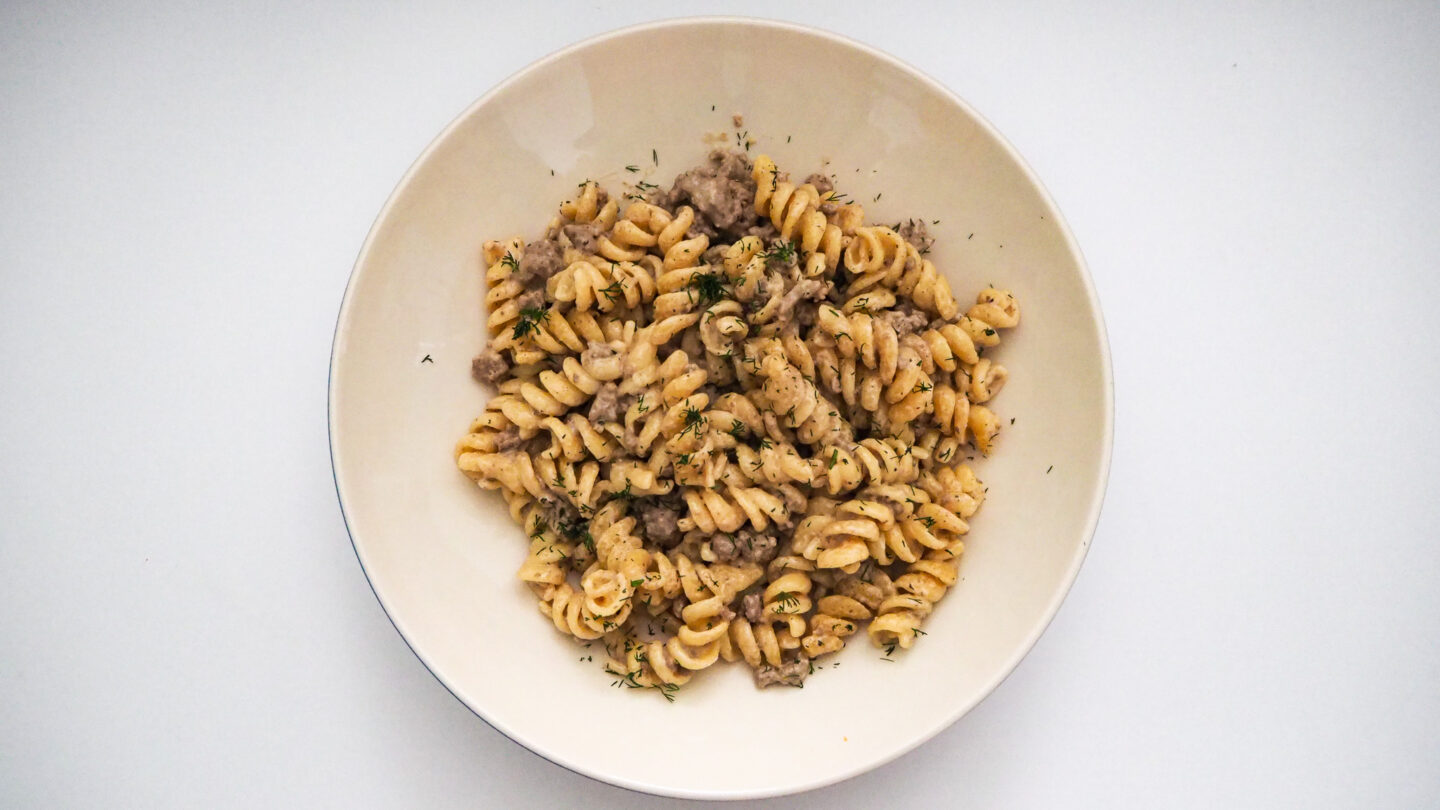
[482,237,529,340]
[810,437,927,495]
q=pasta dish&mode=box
[455,148,1019,693]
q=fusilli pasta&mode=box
[457,146,1021,694]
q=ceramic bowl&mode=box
[329,16,1112,800]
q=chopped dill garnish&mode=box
[511,307,548,340]
[760,239,797,266]
[687,271,728,306]
[680,405,707,437]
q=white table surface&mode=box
[3,1,1438,807]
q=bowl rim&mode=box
[328,13,1114,801]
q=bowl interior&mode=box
[330,18,1110,800]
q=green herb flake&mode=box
[687,271,728,306]
[511,306,549,340]
[760,239,797,266]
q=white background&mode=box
[2,1,1437,807]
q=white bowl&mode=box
[329,16,1112,800]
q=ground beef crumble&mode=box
[470,348,509,384]
[634,493,684,548]
[742,592,763,623]
[562,222,602,255]
[709,529,778,566]
[897,218,934,254]
[882,301,931,336]
[587,383,620,423]
[663,149,759,239]
[515,237,565,287]
[755,655,810,688]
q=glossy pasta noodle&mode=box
[456,147,1020,693]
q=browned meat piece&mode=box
[470,348,509,384]
[664,149,759,238]
[587,383,621,423]
[562,222,602,255]
[742,592,763,623]
[581,341,616,365]
[709,529,778,566]
[494,427,525,452]
[755,656,810,688]
[897,219,935,254]
[635,494,684,548]
[515,237,565,286]
[882,302,931,336]
[803,172,834,195]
